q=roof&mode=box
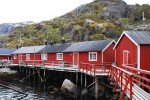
[13,40,114,54]
[38,43,71,53]
[0,48,16,55]
[64,40,113,52]
[13,45,46,54]
[114,31,150,49]
[126,31,150,44]
[40,40,113,53]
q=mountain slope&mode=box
[0,0,149,48]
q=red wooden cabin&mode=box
[39,40,115,65]
[114,31,150,71]
[0,48,16,62]
[12,45,46,64]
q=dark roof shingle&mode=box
[13,45,46,54]
[39,40,113,53]
[64,40,112,52]
[0,48,16,55]
[126,31,150,44]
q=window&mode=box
[89,52,97,61]
[123,50,129,65]
[57,53,63,60]
[26,54,30,60]
[14,54,16,59]
[41,53,47,60]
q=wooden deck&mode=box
[2,62,150,100]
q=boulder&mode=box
[61,79,79,98]
[81,82,105,98]
[0,68,17,75]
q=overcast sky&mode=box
[0,0,149,24]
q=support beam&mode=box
[95,77,98,99]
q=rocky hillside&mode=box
[0,21,34,35]
[0,0,149,48]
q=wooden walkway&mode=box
[2,61,150,100]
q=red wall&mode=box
[12,53,41,63]
[47,53,73,63]
[103,43,115,63]
[63,53,73,63]
[0,55,9,60]
[79,52,102,65]
[140,45,150,71]
[47,53,56,62]
[115,35,137,67]
[30,53,41,61]
[47,52,102,65]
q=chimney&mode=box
[50,41,54,45]
[61,37,65,43]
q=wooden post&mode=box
[43,68,46,90]
[81,73,82,89]
[33,67,35,88]
[76,72,78,85]
[85,73,87,88]
[95,77,98,99]
[29,67,30,85]
[130,76,133,100]
[38,68,41,89]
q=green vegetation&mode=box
[0,1,149,48]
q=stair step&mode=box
[115,88,121,92]
[123,95,129,100]
[109,78,115,82]
[110,82,116,85]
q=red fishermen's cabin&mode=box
[12,45,46,64]
[0,48,16,62]
[114,31,150,71]
[39,40,115,65]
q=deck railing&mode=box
[111,64,134,100]
[123,65,150,93]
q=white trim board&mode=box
[137,45,140,69]
[114,31,138,49]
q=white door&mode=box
[123,50,129,65]
[73,52,79,65]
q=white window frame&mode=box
[26,54,30,60]
[41,53,47,60]
[89,52,97,61]
[56,53,63,60]
[14,54,16,59]
[123,50,129,65]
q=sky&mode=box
[0,0,149,24]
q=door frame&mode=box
[73,52,79,65]
[123,50,129,65]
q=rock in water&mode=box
[61,79,79,98]
[0,68,17,75]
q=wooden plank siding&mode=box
[140,45,150,71]
[115,35,137,68]
[103,42,115,63]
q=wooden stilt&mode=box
[95,77,98,99]
[81,73,82,89]
[76,72,78,85]
[29,67,30,85]
[85,74,87,88]
[43,68,46,90]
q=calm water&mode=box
[0,84,64,100]
[0,75,97,100]
[0,74,65,100]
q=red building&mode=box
[12,46,46,64]
[39,40,115,65]
[0,48,16,62]
[12,40,115,66]
[114,31,150,71]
